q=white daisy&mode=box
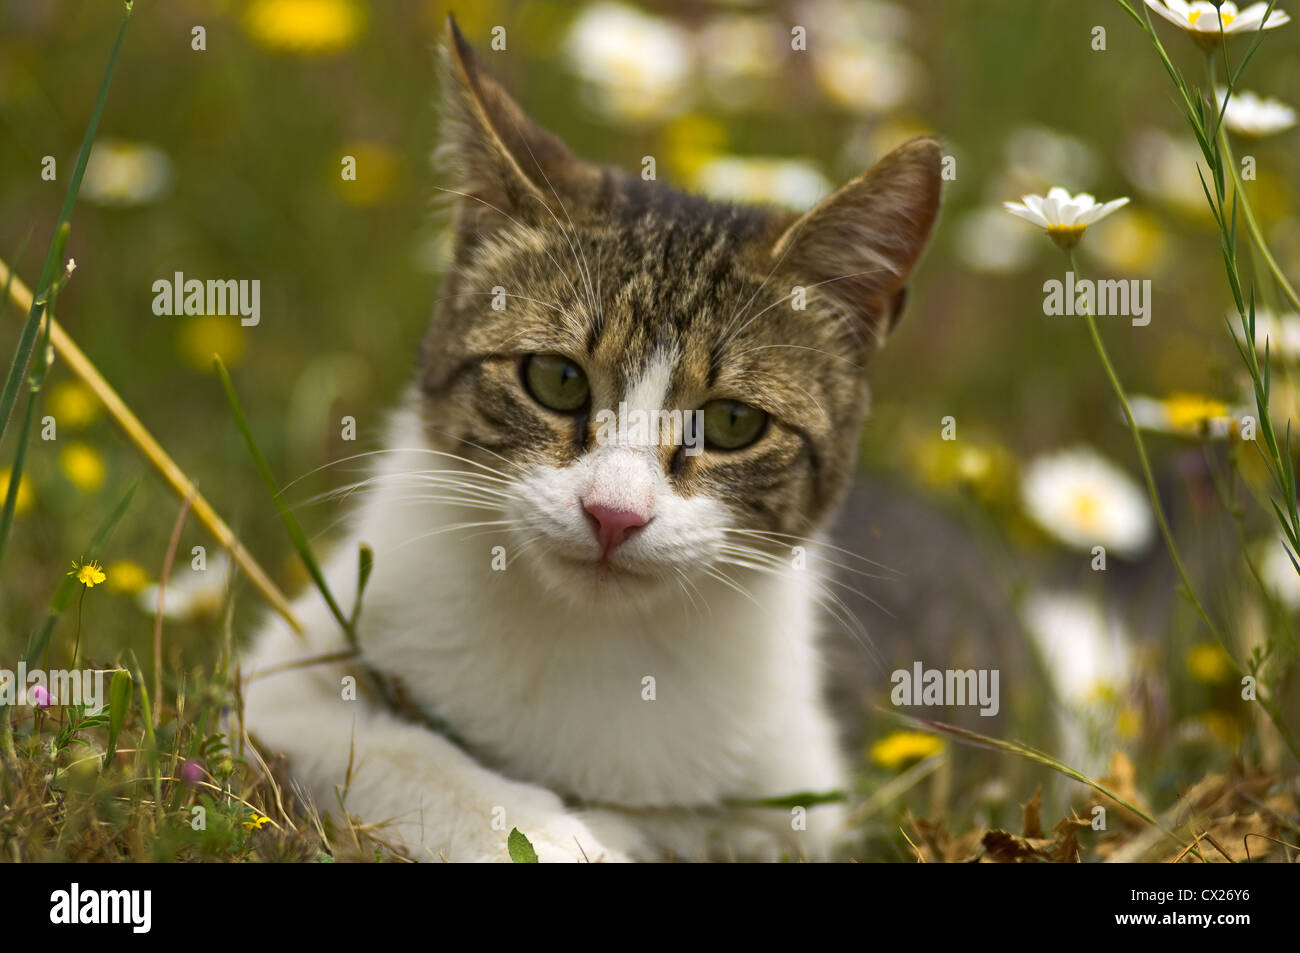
[1003,187,1130,250]
[1129,393,1238,439]
[564,2,692,124]
[1021,446,1155,559]
[1124,129,1209,215]
[1021,591,1137,773]
[137,553,230,621]
[697,14,782,110]
[1231,307,1300,361]
[81,139,172,206]
[692,156,831,210]
[1216,88,1297,137]
[801,0,915,114]
[1022,592,1134,706]
[955,207,1037,274]
[1144,1,1290,42]
[1258,536,1300,610]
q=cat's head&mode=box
[418,17,941,604]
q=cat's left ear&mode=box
[771,137,943,347]
[439,15,601,225]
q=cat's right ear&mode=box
[439,15,600,229]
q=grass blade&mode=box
[214,356,348,635]
[0,2,132,443]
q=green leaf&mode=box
[103,669,133,766]
[348,542,374,637]
[508,827,539,863]
[726,789,848,810]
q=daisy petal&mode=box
[1004,202,1047,226]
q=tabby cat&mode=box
[243,17,942,861]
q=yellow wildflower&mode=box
[1186,642,1234,683]
[869,731,944,770]
[662,114,728,177]
[68,559,107,588]
[47,380,101,429]
[0,468,34,515]
[60,442,106,492]
[244,0,365,54]
[106,560,149,595]
[1086,208,1168,273]
[178,315,246,371]
[242,812,271,831]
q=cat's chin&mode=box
[521,551,686,608]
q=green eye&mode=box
[523,354,590,412]
[701,399,768,450]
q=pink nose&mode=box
[583,502,650,557]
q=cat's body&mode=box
[245,407,845,861]
[242,19,942,862]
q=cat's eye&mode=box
[700,399,768,451]
[522,354,590,413]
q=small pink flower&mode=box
[180,760,203,786]
[30,685,51,708]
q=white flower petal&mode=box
[1022,446,1155,558]
[1079,196,1130,225]
[1004,201,1048,227]
[1145,0,1194,27]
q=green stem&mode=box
[1074,245,1300,763]
[71,585,86,669]
[1214,90,1300,316]
[1069,252,1229,652]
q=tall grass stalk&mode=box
[0,4,131,443]
[1111,0,1299,761]
[895,714,1204,859]
[0,257,303,635]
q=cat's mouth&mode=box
[523,543,692,602]
[553,552,653,581]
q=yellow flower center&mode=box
[1162,393,1229,430]
[1045,222,1088,250]
[1189,9,1235,27]
[1067,491,1101,532]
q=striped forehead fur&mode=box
[422,29,942,536]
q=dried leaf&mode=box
[1022,788,1044,839]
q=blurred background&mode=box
[1,0,1297,856]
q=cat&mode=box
[241,16,942,862]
